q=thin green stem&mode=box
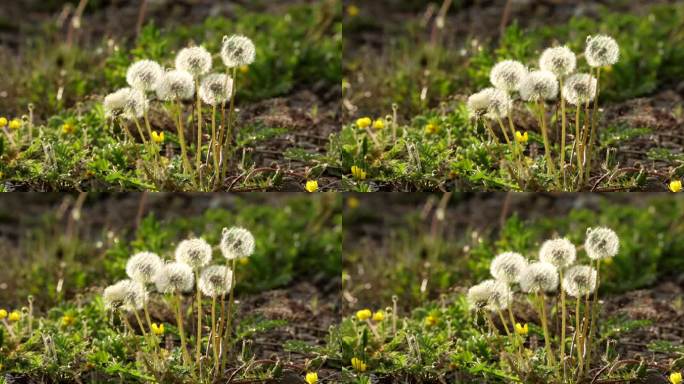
[211,105,219,184]
[175,293,192,366]
[221,67,239,181]
[575,296,584,375]
[560,270,567,381]
[586,67,602,181]
[538,292,556,366]
[195,271,203,377]
[574,104,582,186]
[585,260,601,372]
[559,78,567,189]
[133,116,148,146]
[221,258,238,373]
[176,100,193,175]
[536,100,556,176]
[133,309,148,338]
[195,80,203,176]
[211,296,219,367]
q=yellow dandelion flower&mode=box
[351,166,367,180]
[8,311,21,322]
[372,119,384,130]
[62,315,76,327]
[356,117,372,129]
[372,310,385,322]
[515,131,528,144]
[239,65,249,74]
[305,372,318,384]
[62,123,75,134]
[151,131,165,143]
[347,4,360,17]
[425,314,438,326]
[151,323,165,336]
[347,196,360,209]
[351,357,367,372]
[305,180,318,193]
[356,309,372,321]
[8,119,21,130]
[424,122,439,135]
[238,257,249,266]
[669,180,682,193]
[0,309,7,320]
[0,117,7,128]
[515,323,528,336]
[670,372,682,384]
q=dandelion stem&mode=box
[537,291,556,366]
[496,308,511,337]
[585,259,601,373]
[195,80,203,178]
[574,104,582,186]
[133,309,148,338]
[211,105,220,185]
[133,116,148,146]
[221,257,238,373]
[195,271,203,377]
[221,67,239,182]
[174,293,192,366]
[586,67,602,182]
[535,100,556,177]
[575,296,584,374]
[560,269,568,379]
[211,296,219,367]
[559,77,567,189]
[176,100,193,175]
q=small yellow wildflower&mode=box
[347,4,360,17]
[8,119,21,130]
[515,323,529,336]
[151,131,165,143]
[62,315,76,327]
[356,117,372,129]
[239,257,249,266]
[356,309,372,321]
[239,65,249,74]
[372,310,385,322]
[347,196,360,209]
[372,119,384,130]
[62,123,75,134]
[351,165,367,180]
[425,314,438,326]
[351,357,367,372]
[0,309,7,320]
[305,372,318,384]
[424,122,439,135]
[8,311,21,322]
[151,323,165,336]
[305,180,318,193]
[0,117,7,127]
[515,131,528,144]
[670,372,683,384]
[669,180,682,193]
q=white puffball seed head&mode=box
[104,279,146,312]
[126,252,163,284]
[199,265,233,297]
[539,238,576,269]
[585,227,619,260]
[520,261,558,293]
[199,74,233,106]
[221,35,256,68]
[562,73,597,106]
[490,60,527,92]
[467,279,511,312]
[220,227,255,260]
[562,265,597,297]
[104,87,147,120]
[126,60,163,91]
[520,70,558,102]
[585,35,620,67]
[175,46,212,77]
[490,252,528,283]
[156,69,195,101]
[539,46,576,77]
[467,87,511,120]
[155,262,195,294]
[175,238,212,269]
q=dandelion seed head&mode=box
[561,73,597,106]
[585,35,619,67]
[156,69,195,101]
[104,87,147,120]
[490,60,527,92]
[520,261,558,293]
[175,46,212,77]
[467,279,512,311]
[562,265,597,297]
[126,60,163,91]
[199,265,233,297]
[175,238,212,269]
[539,238,576,269]
[220,227,255,260]
[220,35,256,68]
[104,279,146,312]
[199,74,233,105]
[585,227,619,260]
[155,262,194,294]
[539,46,576,77]
[467,88,511,120]
[126,251,163,284]
[490,252,528,284]
[520,70,558,102]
